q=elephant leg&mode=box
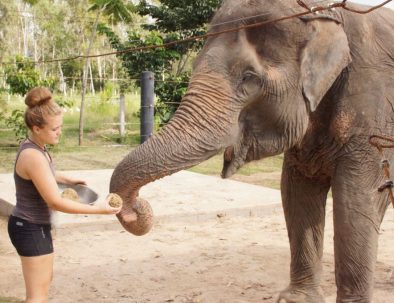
[332,160,389,302]
[277,160,330,303]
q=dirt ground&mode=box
[1,201,394,303]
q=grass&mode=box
[189,154,283,175]
[189,154,283,189]
[0,92,283,185]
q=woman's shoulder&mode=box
[16,147,50,180]
[18,147,49,168]
[19,146,47,160]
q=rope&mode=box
[369,135,394,208]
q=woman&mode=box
[7,87,121,303]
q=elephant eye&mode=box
[241,69,262,84]
[242,71,257,82]
[241,70,262,88]
[238,70,263,98]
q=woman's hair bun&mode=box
[25,87,53,108]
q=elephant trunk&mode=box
[110,72,238,235]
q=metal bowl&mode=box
[58,183,99,204]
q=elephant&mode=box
[110,0,394,302]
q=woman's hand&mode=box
[70,179,87,186]
[96,195,122,215]
[55,171,86,186]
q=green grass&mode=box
[0,92,283,188]
[190,154,283,189]
[189,154,283,175]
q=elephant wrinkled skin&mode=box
[110,1,394,302]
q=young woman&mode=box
[7,87,121,303]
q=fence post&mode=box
[140,71,155,144]
[119,93,125,138]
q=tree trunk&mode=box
[97,57,102,80]
[58,62,67,96]
[112,62,117,96]
[20,16,28,57]
[176,51,191,76]
[89,61,95,95]
[119,94,125,138]
[33,15,37,62]
[79,9,102,145]
[103,58,106,79]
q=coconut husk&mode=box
[107,193,123,208]
[61,188,80,202]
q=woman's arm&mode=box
[17,149,119,215]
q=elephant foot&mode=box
[277,285,325,303]
[117,197,154,236]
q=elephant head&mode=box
[110,0,351,235]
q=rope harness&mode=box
[369,135,394,208]
[297,0,392,15]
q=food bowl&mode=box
[58,183,99,204]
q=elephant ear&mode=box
[300,19,351,112]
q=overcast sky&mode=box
[352,0,393,8]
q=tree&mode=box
[0,0,140,93]
[136,0,222,76]
[3,55,55,141]
[31,0,81,95]
[105,0,222,125]
[78,0,135,145]
[5,55,55,96]
[137,0,221,33]
[0,2,18,64]
[0,1,34,66]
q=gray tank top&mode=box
[12,139,55,224]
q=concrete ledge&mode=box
[0,198,13,217]
[49,204,284,236]
[0,170,283,232]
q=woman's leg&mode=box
[21,253,54,303]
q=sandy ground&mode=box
[1,204,394,303]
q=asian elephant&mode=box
[110,0,394,302]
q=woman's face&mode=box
[33,114,63,145]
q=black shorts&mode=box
[8,215,53,257]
